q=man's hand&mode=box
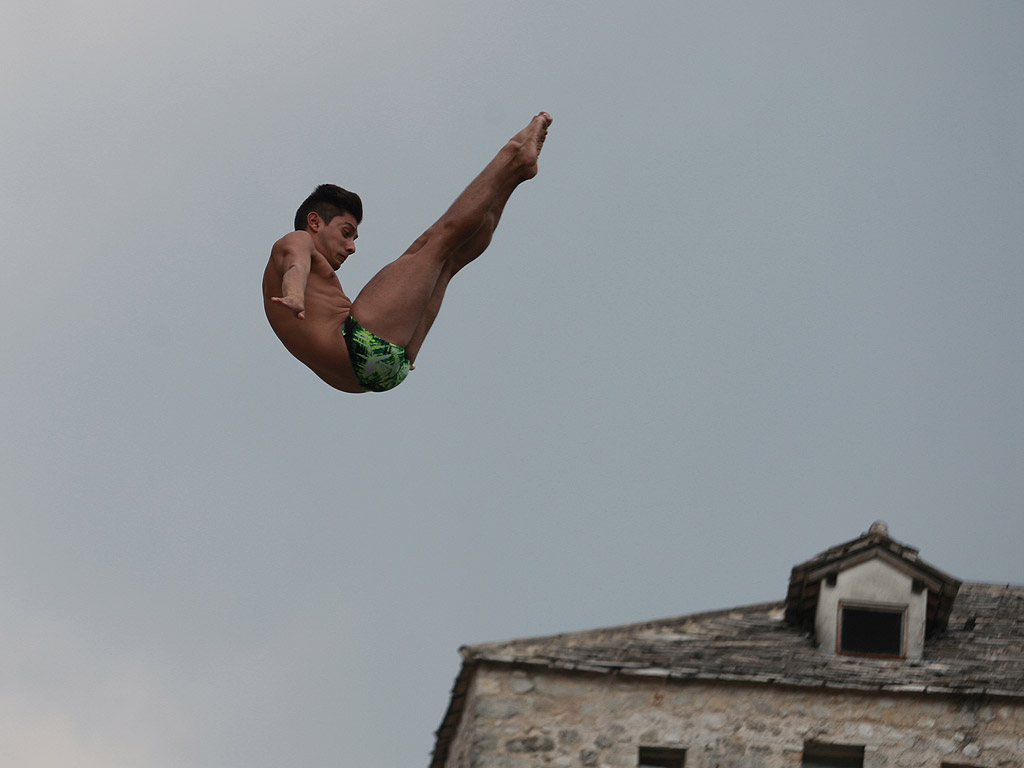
[271,294,305,319]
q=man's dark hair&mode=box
[294,184,363,231]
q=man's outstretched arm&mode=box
[270,231,315,319]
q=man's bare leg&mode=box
[350,113,551,352]
[400,191,518,363]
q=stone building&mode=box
[429,523,1024,768]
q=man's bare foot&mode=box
[510,112,552,180]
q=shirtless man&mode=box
[263,112,552,393]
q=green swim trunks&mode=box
[343,315,412,392]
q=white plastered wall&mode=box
[814,557,928,659]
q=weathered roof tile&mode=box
[462,583,1024,698]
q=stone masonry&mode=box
[444,664,1023,768]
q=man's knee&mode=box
[401,223,462,266]
[404,231,432,257]
[429,213,475,250]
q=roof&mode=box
[430,582,1024,768]
[784,521,962,634]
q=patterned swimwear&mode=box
[343,315,412,392]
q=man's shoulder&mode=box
[272,229,315,253]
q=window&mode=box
[639,746,685,768]
[838,602,905,657]
[803,742,863,767]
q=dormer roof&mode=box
[784,521,962,635]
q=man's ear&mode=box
[306,211,322,232]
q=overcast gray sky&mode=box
[3,1,1023,766]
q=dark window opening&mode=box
[839,604,904,657]
[639,746,686,768]
[803,742,864,767]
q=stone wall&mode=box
[442,664,1024,768]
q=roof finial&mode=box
[868,520,889,537]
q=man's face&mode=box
[315,212,359,270]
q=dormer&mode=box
[784,522,961,660]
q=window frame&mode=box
[836,600,907,659]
